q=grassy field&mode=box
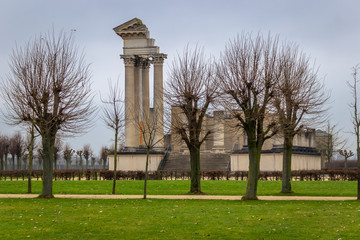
[0,180,357,196]
[0,198,359,239]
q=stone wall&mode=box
[108,154,163,171]
[230,153,321,171]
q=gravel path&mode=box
[0,194,356,200]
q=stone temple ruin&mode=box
[108,18,321,172]
[113,18,166,150]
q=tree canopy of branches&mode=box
[165,47,218,193]
[101,80,125,194]
[348,64,360,200]
[274,44,328,193]
[1,31,95,198]
[217,33,279,200]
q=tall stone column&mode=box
[122,56,136,148]
[140,60,150,146]
[142,61,150,122]
[153,54,166,148]
[134,58,141,146]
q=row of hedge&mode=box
[0,169,358,181]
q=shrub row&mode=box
[0,169,358,181]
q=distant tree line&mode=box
[0,132,109,170]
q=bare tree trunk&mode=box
[39,132,54,198]
[243,138,260,200]
[357,132,360,200]
[112,128,118,195]
[143,146,150,199]
[345,156,348,169]
[0,156,3,170]
[28,124,34,193]
[79,156,83,170]
[282,135,294,193]
[11,155,15,170]
[17,156,21,170]
[4,154,7,170]
[189,146,201,193]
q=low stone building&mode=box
[166,109,321,172]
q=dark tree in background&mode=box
[8,141,15,170]
[0,135,5,170]
[53,138,62,170]
[3,137,9,170]
[63,144,74,169]
[1,31,95,198]
[165,47,218,194]
[217,34,279,200]
[100,146,108,169]
[83,144,92,169]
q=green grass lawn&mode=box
[0,180,357,196]
[0,198,359,240]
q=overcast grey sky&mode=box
[1,0,360,155]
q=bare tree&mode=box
[316,121,346,167]
[217,33,279,200]
[83,144,92,169]
[338,149,354,169]
[91,155,96,169]
[1,31,95,198]
[133,104,165,199]
[4,137,9,170]
[76,150,84,170]
[63,143,74,169]
[347,65,360,200]
[274,44,328,193]
[14,133,23,170]
[9,133,23,170]
[99,146,108,169]
[165,47,218,194]
[101,80,125,194]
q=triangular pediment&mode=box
[113,18,149,39]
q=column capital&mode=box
[121,55,136,66]
[140,58,151,69]
[152,54,167,65]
